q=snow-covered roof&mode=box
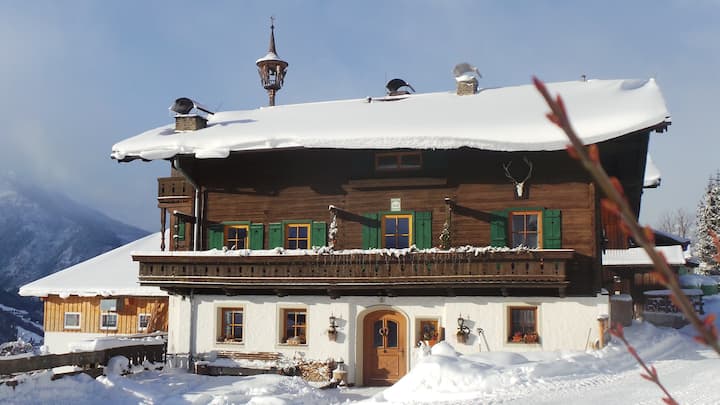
[18,232,167,298]
[602,245,686,267]
[111,78,670,162]
[643,154,661,188]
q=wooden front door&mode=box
[363,310,407,386]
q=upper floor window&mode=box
[490,208,561,249]
[510,211,542,248]
[268,221,327,249]
[375,151,422,171]
[382,214,413,248]
[226,225,249,250]
[286,223,310,249]
[208,222,264,250]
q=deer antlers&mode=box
[502,157,533,198]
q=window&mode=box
[100,313,118,330]
[508,306,539,344]
[281,308,307,344]
[64,312,81,330]
[219,308,244,342]
[226,225,249,250]
[375,151,422,171]
[286,223,310,249]
[208,222,264,250]
[418,319,440,347]
[382,214,413,248]
[362,211,431,249]
[510,211,542,248]
[138,313,151,332]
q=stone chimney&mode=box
[456,77,479,96]
[175,115,207,131]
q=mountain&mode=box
[0,174,148,343]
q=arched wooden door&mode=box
[363,309,407,386]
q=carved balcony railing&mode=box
[157,177,194,204]
[134,250,576,297]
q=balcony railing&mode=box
[135,250,575,296]
[158,177,193,200]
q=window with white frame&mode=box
[138,313,151,332]
[100,312,118,330]
[64,312,81,330]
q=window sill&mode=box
[216,340,244,345]
[277,343,308,347]
[100,328,118,331]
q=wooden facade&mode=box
[140,131,652,297]
[43,295,168,334]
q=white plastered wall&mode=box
[174,293,608,385]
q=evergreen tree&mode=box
[694,172,720,270]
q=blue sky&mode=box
[1,1,718,232]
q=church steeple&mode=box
[256,17,288,106]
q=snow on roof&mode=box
[18,233,167,298]
[643,154,661,188]
[602,245,686,267]
[111,78,670,162]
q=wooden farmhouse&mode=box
[110,27,671,387]
[19,233,168,353]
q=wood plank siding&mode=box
[43,296,168,334]
[144,132,650,296]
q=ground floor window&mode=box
[100,313,118,330]
[508,306,539,343]
[64,312,81,330]
[282,308,307,344]
[138,313,151,332]
[417,319,440,347]
[219,308,244,343]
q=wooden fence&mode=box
[0,340,166,378]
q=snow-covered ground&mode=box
[3,297,720,405]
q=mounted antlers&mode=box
[502,157,533,198]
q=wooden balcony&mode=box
[135,250,577,297]
[157,177,194,206]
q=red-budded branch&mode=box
[532,77,719,355]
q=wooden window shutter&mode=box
[362,213,380,249]
[490,210,509,247]
[268,222,284,248]
[249,223,264,250]
[543,209,562,248]
[208,225,224,250]
[414,211,432,249]
[311,221,327,247]
[176,220,186,240]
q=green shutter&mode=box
[543,209,562,249]
[249,223,264,250]
[311,221,327,247]
[268,222,283,248]
[414,211,432,249]
[490,210,508,247]
[362,213,380,249]
[176,220,186,240]
[208,225,224,250]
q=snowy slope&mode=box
[0,173,148,343]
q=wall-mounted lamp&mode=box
[328,314,339,342]
[456,315,471,344]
